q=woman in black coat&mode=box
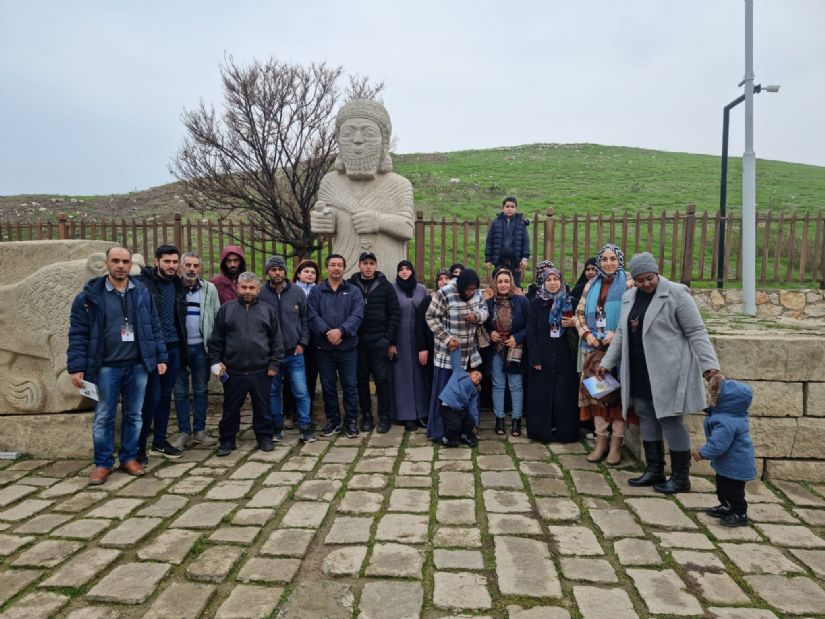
[526,268,580,443]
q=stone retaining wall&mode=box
[691,288,825,321]
[625,333,825,482]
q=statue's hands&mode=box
[311,202,336,234]
[351,210,379,234]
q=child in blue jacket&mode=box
[439,347,482,448]
[692,376,756,527]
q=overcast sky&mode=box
[1,0,823,195]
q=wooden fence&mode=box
[3,207,825,288]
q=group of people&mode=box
[66,198,757,527]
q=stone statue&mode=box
[0,240,113,414]
[311,99,414,273]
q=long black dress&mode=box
[525,297,580,443]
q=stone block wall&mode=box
[626,334,825,482]
[691,288,825,321]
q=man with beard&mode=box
[68,246,167,485]
[209,272,284,455]
[211,245,246,304]
[259,255,314,443]
[348,251,400,433]
[310,99,414,274]
[136,245,188,462]
[307,254,364,438]
[171,252,220,450]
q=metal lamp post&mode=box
[717,83,779,289]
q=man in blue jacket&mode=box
[68,246,167,485]
[307,254,365,438]
[484,196,531,287]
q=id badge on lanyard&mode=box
[595,310,607,330]
[118,291,134,341]
[549,324,561,338]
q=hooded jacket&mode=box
[67,276,168,383]
[438,348,480,422]
[347,271,401,349]
[259,280,310,355]
[210,245,247,305]
[699,380,757,481]
[485,212,530,265]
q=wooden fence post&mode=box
[414,210,425,279]
[173,213,183,251]
[544,207,554,263]
[680,204,696,286]
[57,213,68,240]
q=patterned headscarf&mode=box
[594,244,625,279]
[533,259,556,285]
[538,268,572,326]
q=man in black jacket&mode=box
[136,244,188,462]
[209,272,284,455]
[349,251,401,433]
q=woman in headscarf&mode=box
[416,268,453,401]
[574,244,633,464]
[391,261,430,430]
[526,268,580,442]
[570,257,598,309]
[484,268,530,436]
[425,269,489,442]
[526,259,557,301]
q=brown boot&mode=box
[606,435,623,465]
[587,435,609,462]
[88,467,111,486]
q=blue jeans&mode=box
[270,352,312,429]
[174,344,209,434]
[491,353,523,420]
[140,345,181,450]
[316,347,358,426]
[92,363,149,468]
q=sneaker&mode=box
[258,436,275,452]
[149,441,183,458]
[706,504,732,519]
[170,433,191,451]
[192,430,217,446]
[360,416,375,432]
[298,426,316,443]
[273,429,285,442]
[136,449,149,466]
[720,512,749,527]
[377,417,392,433]
[320,421,340,437]
[344,422,360,438]
[460,434,478,448]
[216,442,234,457]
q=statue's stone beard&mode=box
[341,152,380,180]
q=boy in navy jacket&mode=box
[438,347,482,447]
[693,376,756,527]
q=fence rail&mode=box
[3,208,825,287]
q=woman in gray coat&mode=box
[598,253,720,493]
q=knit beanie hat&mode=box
[629,252,659,278]
[266,255,287,272]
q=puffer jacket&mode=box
[348,272,401,349]
[67,276,168,383]
[699,380,757,481]
[485,212,530,265]
[439,348,480,421]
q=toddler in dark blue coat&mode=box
[692,376,756,527]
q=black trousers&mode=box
[357,345,393,420]
[441,404,475,443]
[717,474,748,515]
[218,372,274,443]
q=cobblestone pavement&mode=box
[2,413,825,618]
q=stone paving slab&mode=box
[1,417,823,618]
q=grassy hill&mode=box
[2,143,824,221]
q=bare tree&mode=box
[171,56,383,257]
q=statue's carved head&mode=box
[334,99,393,179]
